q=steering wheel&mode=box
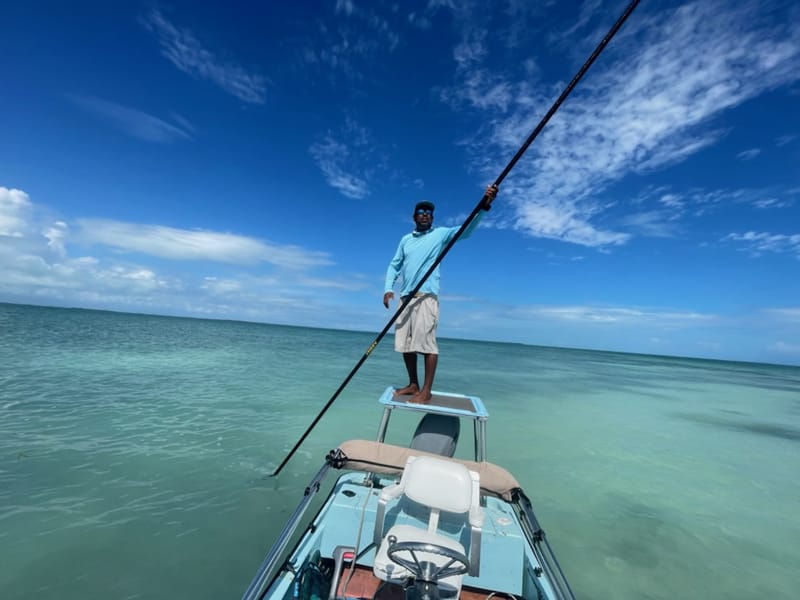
[386,540,469,583]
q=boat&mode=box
[242,386,576,600]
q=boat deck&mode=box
[317,473,528,595]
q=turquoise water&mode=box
[1,302,798,599]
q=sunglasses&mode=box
[415,209,433,216]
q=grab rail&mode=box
[513,490,576,600]
[241,464,331,600]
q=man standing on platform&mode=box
[383,184,498,403]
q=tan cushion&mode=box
[335,439,521,502]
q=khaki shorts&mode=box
[394,294,439,354]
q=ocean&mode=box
[1,302,798,599]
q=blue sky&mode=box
[1,0,799,365]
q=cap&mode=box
[414,200,435,212]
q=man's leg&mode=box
[394,352,420,395]
[409,353,437,404]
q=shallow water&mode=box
[1,303,798,599]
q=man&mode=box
[383,184,498,403]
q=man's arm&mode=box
[445,184,499,242]
[481,184,498,210]
[383,238,405,308]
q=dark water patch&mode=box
[575,350,800,395]
[718,408,748,416]
[674,412,800,442]
[600,495,683,570]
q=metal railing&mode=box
[241,463,331,600]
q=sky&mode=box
[1,0,799,366]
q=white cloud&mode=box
[202,277,244,294]
[753,197,792,209]
[447,0,800,247]
[0,250,171,297]
[68,95,192,143]
[141,9,267,104]
[639,185,794,218]
[620,210,680,238]
[43,221,68,258]
[514,199,630,247]
[295,274,370,291]
[737,148,761,161]
[724,231,800,257]
[448,69,513,111]
[304,2,400,79]
[513,305,715,326]
[75,219,333,268]
[453,31,487,70]
[0,188,361,320]
[0,187,32,237]
[0,192,178,302]
[659,193,684,210]
[310,118,382,199]
[1,188,68,262]
[309,136,369,199]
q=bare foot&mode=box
[394,383,420,396]
[408,390,432,404]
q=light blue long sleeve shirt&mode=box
[384,211,485,297]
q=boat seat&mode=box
[373,455,483,598]
[410,413,460,457]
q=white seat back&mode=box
[402,455,473,514]
[373,454,484,584]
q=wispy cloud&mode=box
[67,95,192,143]
[309,136,369,199]
[302,2,400,81]
[141,9,267,104]
[75,219,333,269]
[512,305,716,326]
[737,148,761,161]
[630,185,794,222]
[309,117,380,199]
[445,0,800,248]
[753,197,792,209]
[724,231,800,257]
[620,210,680,238]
